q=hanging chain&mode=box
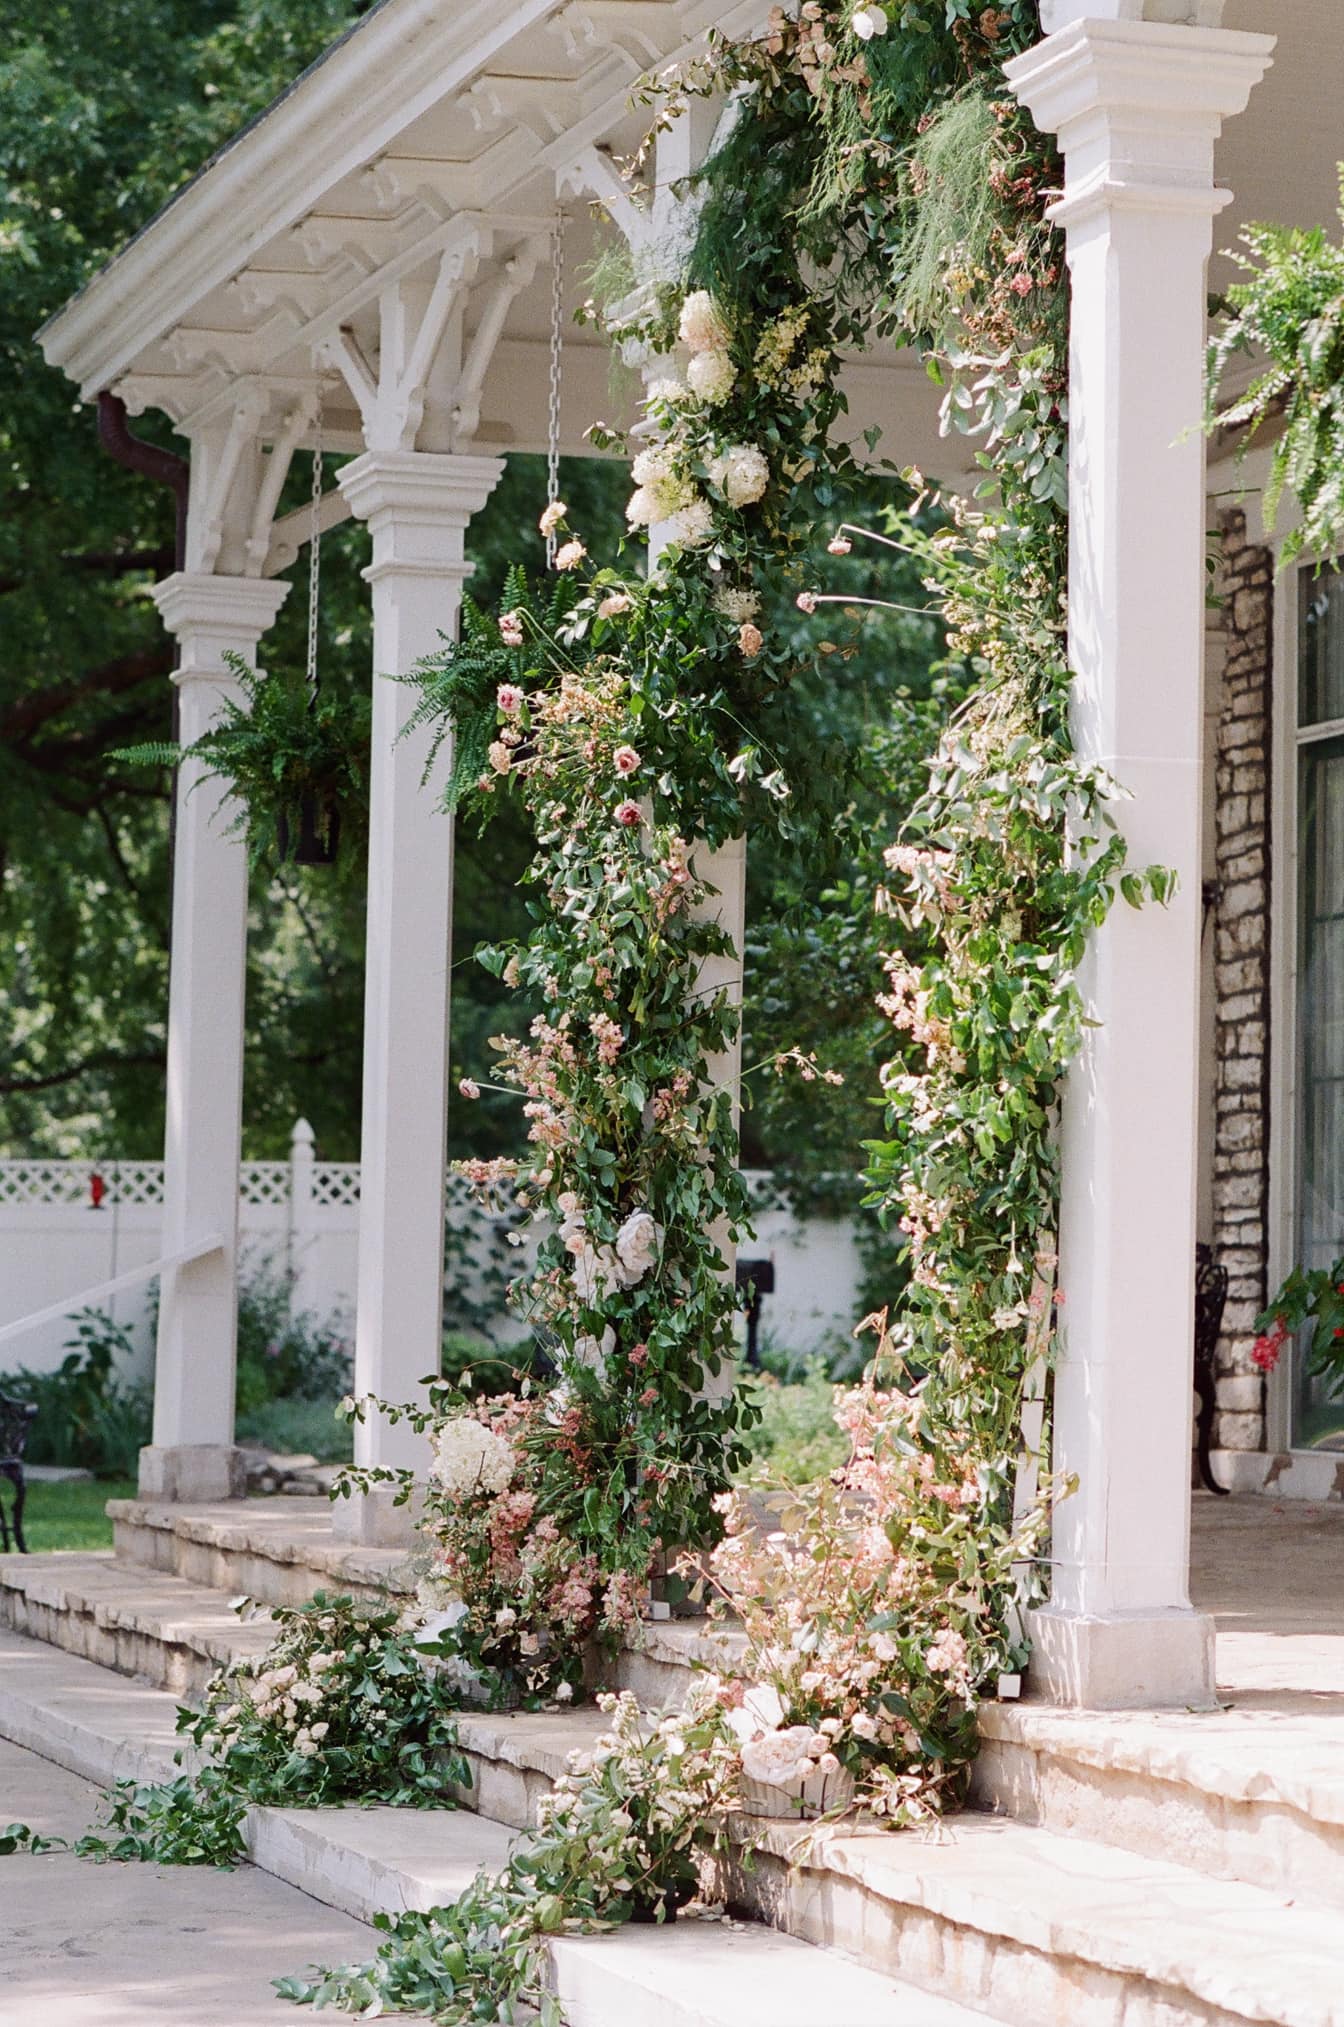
[545,208,565,567]
[305,425,323,711]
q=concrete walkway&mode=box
[0,1736,379,2026]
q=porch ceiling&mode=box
[37,1,1339,477]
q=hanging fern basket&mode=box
[277,790,342,867]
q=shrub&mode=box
[0,1310,150,1477]
[234,1257,352,1412]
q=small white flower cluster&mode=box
[429,1415,518,1500]
[242,1650,339,1758]
[712,586,761,625]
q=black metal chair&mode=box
[1194,1244,1230,1496]
[0,1395,37,1552]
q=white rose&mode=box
[709,444,770,508]
[686,348,737,405]
[726,1682,786,1743]
[850,1710,879,1741]
[741,1725,825,1788]
[572,1239,622,1305]
[412,1603,468,1650]
[573,1326,616,1376]
[615,1209,661,1287]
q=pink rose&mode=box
[613,745,641,777]
[615,800,642,828]
[497,684,523,715]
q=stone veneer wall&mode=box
[1209,506,1274,1453]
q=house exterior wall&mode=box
[1209,506,1275,1453]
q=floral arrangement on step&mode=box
[277,1682,743,2025]
[71,1593,470,1868]
[692,1311,1044,1827]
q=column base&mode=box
[1027,1603,1216,1710]
[138,1444,246,1503]
[330,1481,422,1548]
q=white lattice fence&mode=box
[0,1131,863,1378]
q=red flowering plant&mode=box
[1252,1262,1344,1382]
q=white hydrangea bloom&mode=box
[670,496,714,547]
[625,486,658,528]
[686,348,737,405]
[429,1416,517,1499]
[678,289,730,354]
[631,447,673,488]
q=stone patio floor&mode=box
[1192,1490,1344,1698]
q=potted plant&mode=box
[112,654,369,869]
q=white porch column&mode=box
[140,571,289,1502]
[335,450,503,1543]
[1006,11,1272,1706]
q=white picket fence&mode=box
[0,1121,865,1380]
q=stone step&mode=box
[716,1810,1343,2027]
[10,1547,1344,2020]
[105,1494,740,1703]
[0,1550,276,1697]
[0,1629,1004,2027]
[107,1494,409,1608]
[972,1692,1344,1911]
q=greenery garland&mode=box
[6,7,1188,2021]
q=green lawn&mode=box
[16,1477,136,1553]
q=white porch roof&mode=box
[35,0,942,474]
[37,1,1344,489]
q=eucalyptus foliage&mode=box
[1207,168,1344,568]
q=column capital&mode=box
[337,450,505,534]
[152,570,290,641]
[1006,17,1274,229]
[152,571,290,686]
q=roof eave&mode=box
[38,0,565,399]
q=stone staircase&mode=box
[2,1497,1343,2025]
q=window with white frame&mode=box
[1293,561,1344,1445]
